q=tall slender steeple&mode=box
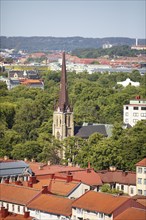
[52,52,74,141]
[58,52,70,112]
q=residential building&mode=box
[27,194,72,220]
[0,159,33,183]
[0,184,40,215]
[0,183,72,220]
[123,96,146,126]
[97,168,136,196]
[136,158,146,196]
[72,190,145,220]
[56,168,102,192]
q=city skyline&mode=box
[1,0,146,39]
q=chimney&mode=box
[29,176,37,184]
[136,95,141,100]
[67,174,73,183]
[24,211,30,218]
[86,168,91,173]
[4,178,9,184]
[50,173,55,179]
[1,207,9,218]
[27,182,33,188]
[88,161,91,169]
[42,185,49,194]
[39,164,44,170]
[4,156,9,160]
[24,158,28,162]
[48,161,51,166]
[109,166,116,172]
[123,171,128,176]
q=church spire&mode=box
[58,52,70,112]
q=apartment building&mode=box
[136,158,146,196]
[123,96,146,126]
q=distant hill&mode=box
[0,36,146,52]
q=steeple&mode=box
[58,52,70,112]
[52,52,74,141]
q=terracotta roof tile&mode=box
[32,178,80,196]
[28,194,72,216]
[97,170,136,185]
[136,158,146,167]
[0,183,40,205]
[27,162,83,176]
[114,207,146,220]
[72,191,130,214]
[57,169,103,186]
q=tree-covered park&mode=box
[0,69,145,170]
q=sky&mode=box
[0,0,146,39]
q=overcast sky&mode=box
[1,0,146,39]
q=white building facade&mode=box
[136,158,146,196]
[123,98,146,126]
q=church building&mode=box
[52,52,113,140]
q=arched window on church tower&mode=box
[68,115,70,127]
[57,131,60,140]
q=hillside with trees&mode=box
[71,45,146,58]
[0,69,145,170]
[1,36,145,52]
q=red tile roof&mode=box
[0,213,33,220]
[97,170,136,185]
[72,191,130,214]
[28,194,72,216]
[136,158,146,167]
[27,162,84,176]
[32,178,80,196]
[0,183,40,205]
[114,207,146,220]
[56,169,102,186]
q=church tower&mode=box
[52,52,74,140]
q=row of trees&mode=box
[72,45,146,58]
[0,69,145,170]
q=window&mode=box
[130,188,134,194]
[138,167,142,173]
[7,203,9,210]
[144,179,146,185]
[138,189,142,195]
[99,213,104,218]
[18,206,20,212]
[144,168,146,174]
[144,190,146,196]
[141,107,146,110]
[138,178,142,184]
[133,113,139,117]
[133,119,138,123]
[133,107,138,110]
[141,113,146,117]
[35,210,39,215]
[76,208,82,214]
[121,185,124,190]
[12,204,14,211]
[125,112,129,116]
[126,106,129,110]
[125,119,129,122]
